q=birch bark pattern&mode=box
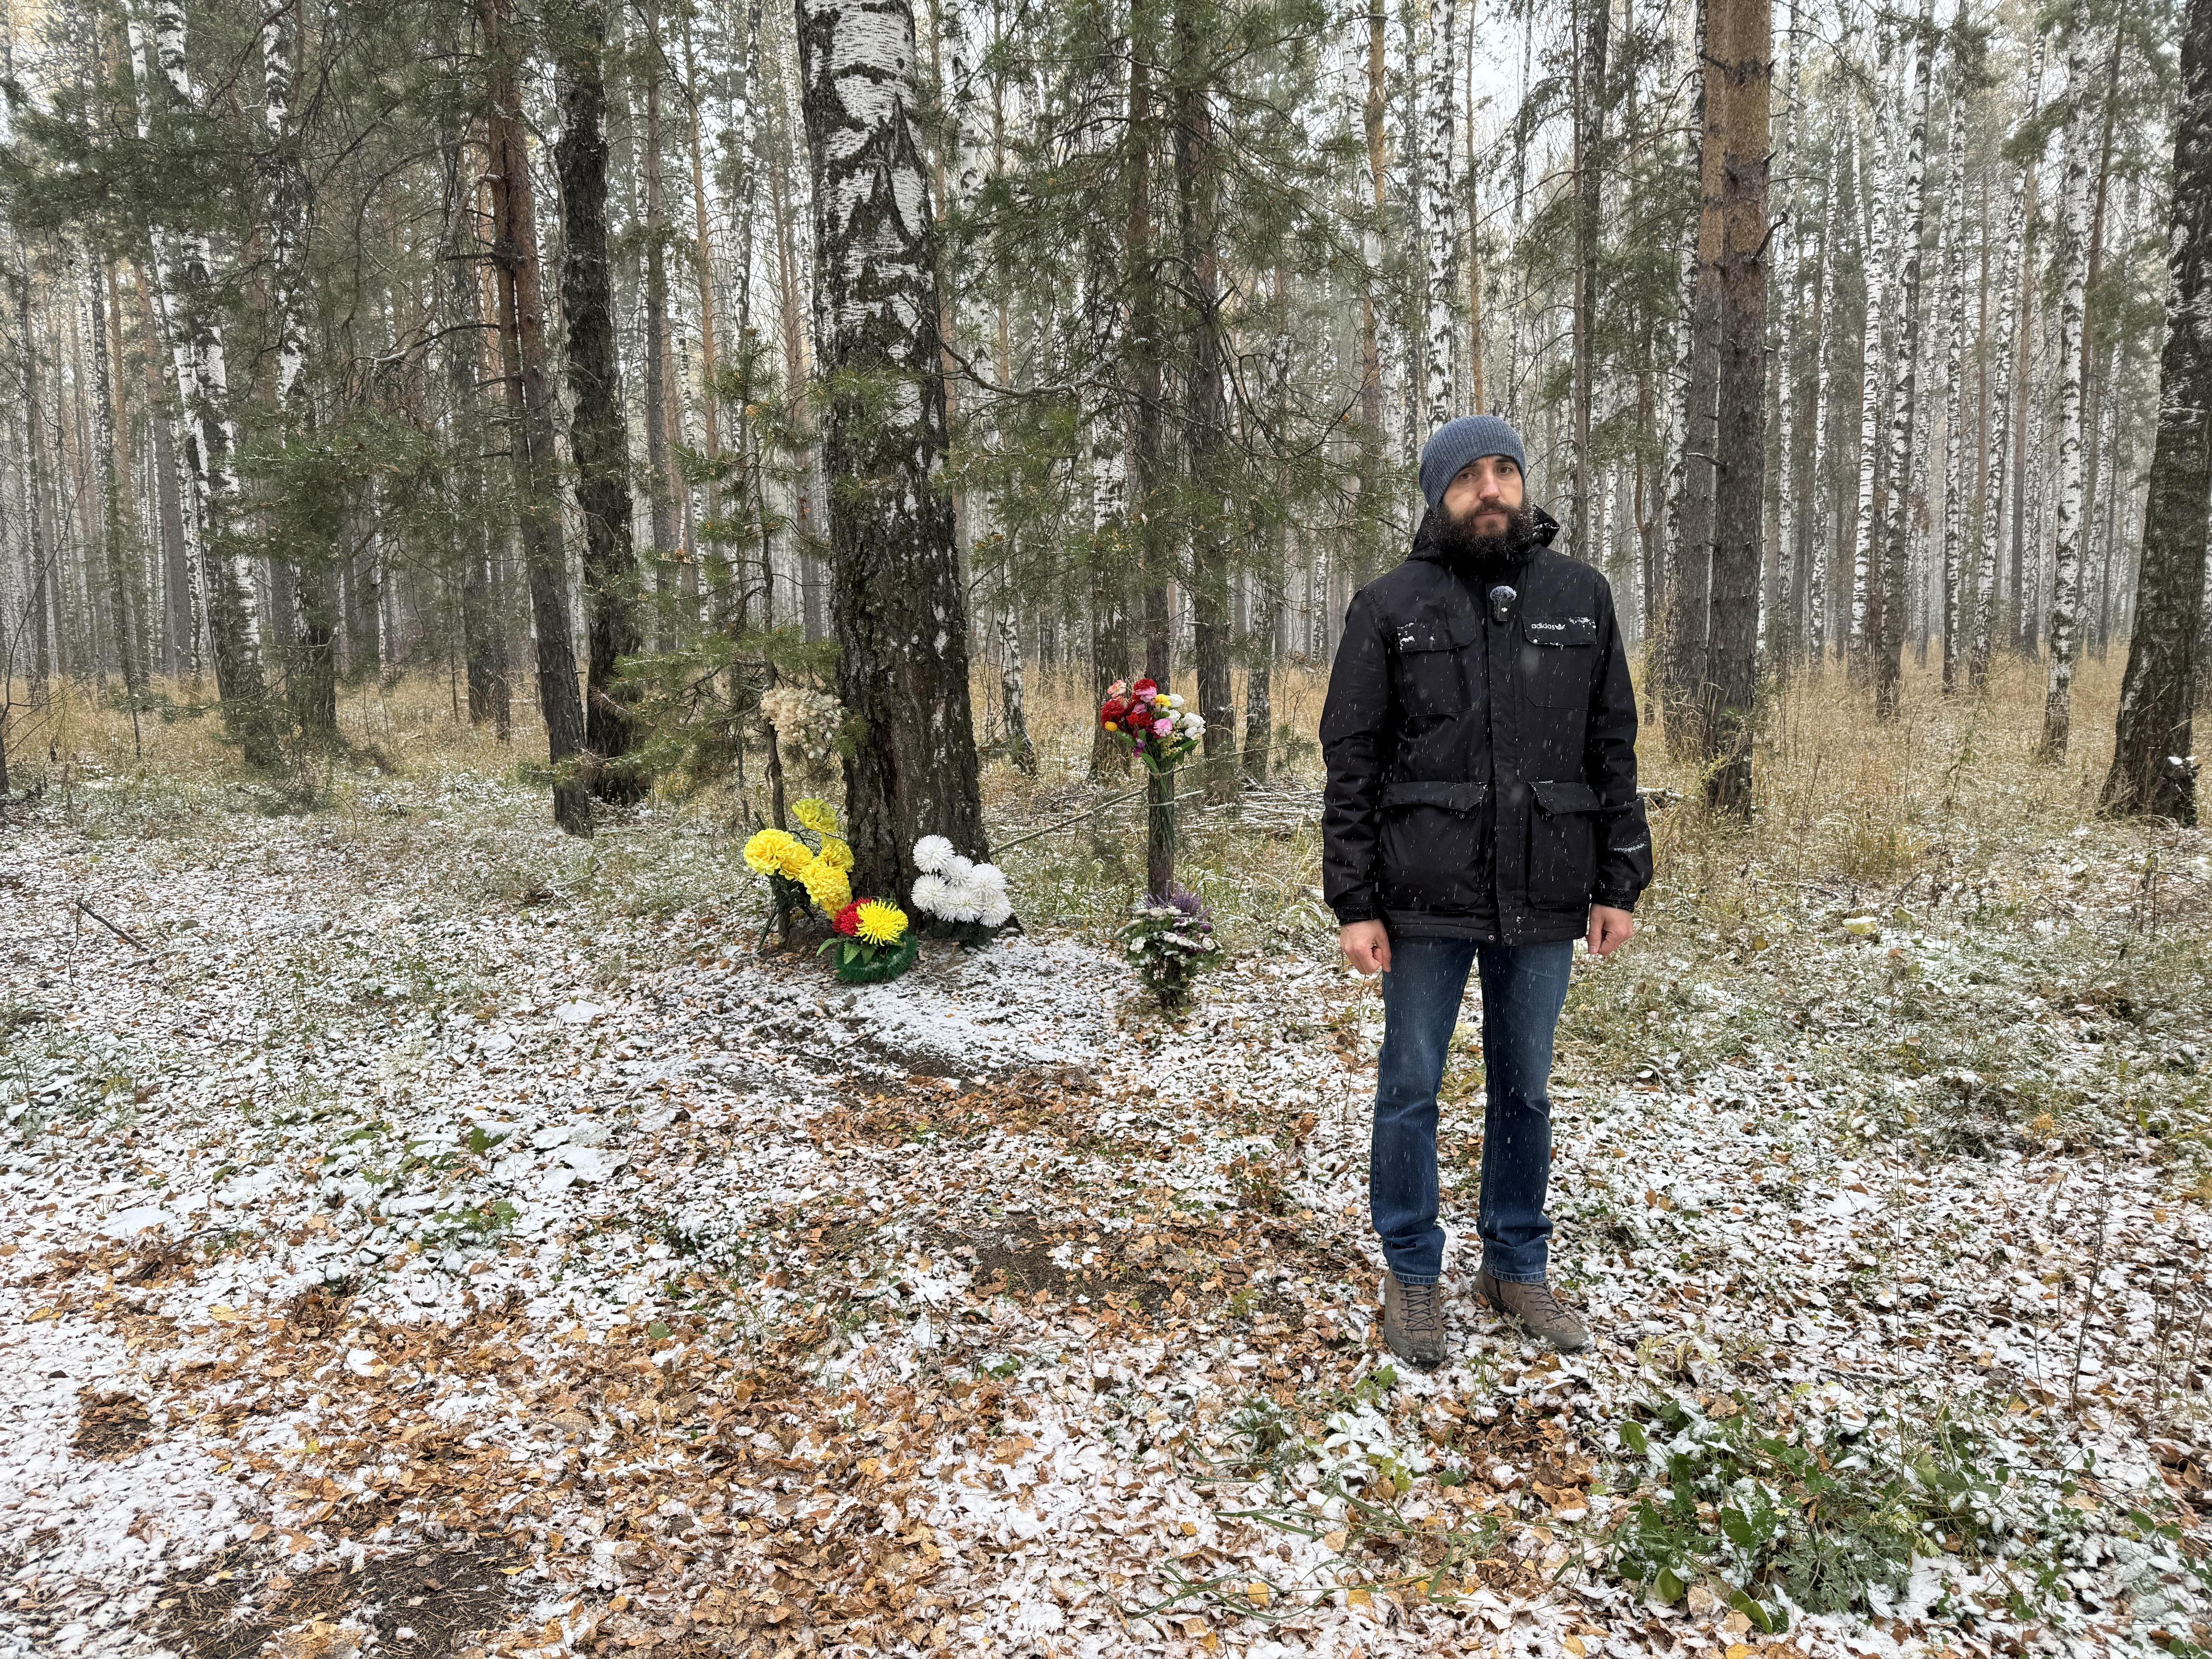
[2100,0,2212,820]
[1938,85,1968,693]
[2041,11,2104,759]
[1421,0,1456,433]
[1972,56,2036,691]
[125,0,267,740]
[795,0,988,901]
[1660,0,1718,754]
[1873,0,1938,721]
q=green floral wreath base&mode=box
[820,933,922,984]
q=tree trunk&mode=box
[1570,0,1608,550]
[1175,0,1235,803]
[1660,0,1717,755]
[1938,86,1968,694]
[2101,0,2212,820]
[125,0,269,753]
[86,245,143,703]
[1126,2,1170,684]
[680,8,723,546]
[1873,0,1938,721]
[1847,55,1897,683]
[446,125,509,738]
[483,0,591,834]
[1421,0,1457,434]
[1701,0,1769,812]
[795,0,987,899]
[639,0,679,577]
[131,267,194,680]
[553,0,645,800]
[1972,61,2036,691]
[2040,10,2106,760]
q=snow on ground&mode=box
[1,781,2210,1659]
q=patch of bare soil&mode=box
[148,1535,517,1659]
[71,1387,152,1458]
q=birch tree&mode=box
[794,0,987,899]
[1873,0,1938,721]
[2040,7,2104,759]
[2101,0,2212,820]
[1972,49,2039,692]
[1937,82,1968,693]
[1421,0,1456,433]
[123,0,268,752]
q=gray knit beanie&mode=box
[1418,415,1528,509]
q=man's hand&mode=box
[1340,921,1392,976]
[1586,905,1634,958]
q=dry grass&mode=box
[2,645,2174,941]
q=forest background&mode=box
[0,0,2204,867]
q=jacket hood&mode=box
[1407,501,1561,564]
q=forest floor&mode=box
[3,663,2212,1659]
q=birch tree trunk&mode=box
[483,0,591,835]
[1421,0,1456,433]
[2101,0,2212,820]
[1701,0,1769,812]
[2040,10,2105,759]
[1938,85,1968,693]
[126,0,269,749]
[553,0,646,799]
[1873,0,1938,721]
[261,0,337,739]
[795,0,987,899]
[1972,59,2036,691]
[1848,60,1896,681]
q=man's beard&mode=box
[1431,499,1531,567]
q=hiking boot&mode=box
[1474,1267,1590,1354]
[1382,1272,1448,1369]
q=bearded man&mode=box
[1320,415,1651,1367]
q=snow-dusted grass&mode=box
[1,657,2208,1659]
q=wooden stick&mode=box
[76,897,148,951]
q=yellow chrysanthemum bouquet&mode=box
[743,798,853,925]
[741,799,918,983]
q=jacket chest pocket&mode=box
[1390,616,1474,720]
[1517,613,1599,709]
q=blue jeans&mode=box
[1371,937,1575,1286]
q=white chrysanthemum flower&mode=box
[911,873,951,916]
[1183,711,1206,737]
[979,891,1014,928]
[913,835,955,874]
[971,862,1008,893]
[1164,693,1183,709]
[944,883,985,923]
[942,854,975,887]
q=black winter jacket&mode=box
[1319,504,1651,944]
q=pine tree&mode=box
[1701,0,1770,811]
[552,0,646,799]
[483,0,591,834]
